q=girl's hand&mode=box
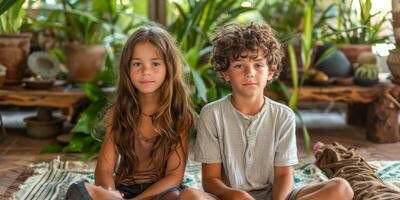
[107,187,124,199]
[88,185,124,200]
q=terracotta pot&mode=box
[0,34,31,85]
[339,44,372,65]
[64,43,106,82]
[387,49,400,82]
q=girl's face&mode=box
[129,42,167,96]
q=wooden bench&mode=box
[0,86,86,117]
[0,86,87,141]
[265,82,400,143]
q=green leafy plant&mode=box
[39,0,145,160]
[0,0,25,34]
[266,0,336,152]
[323,0,390,44]
[41,53,116,161]
[259,0,335,43]
[32,0,143,45]
[169,0,257,110]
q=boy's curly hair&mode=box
[210,22,284,82]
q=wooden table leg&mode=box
[346,103,369,126]
[366,89,400,143]
[0,111,6,142]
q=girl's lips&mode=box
[139,80,155,84]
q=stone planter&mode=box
[0,34,31,85]
[64,43,106,82]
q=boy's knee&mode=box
[328,178,353,199]
[160,190,180,200]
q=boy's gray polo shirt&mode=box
[194,94,298,198]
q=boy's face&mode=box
[222,49,274,98]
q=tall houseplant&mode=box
[0,0,31,85]
[266,0,334,151]
[169,0,257,110]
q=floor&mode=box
[1,107,400,197]
[1,106,400,169]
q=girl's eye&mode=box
[131,62,141,67]
[152,62,161,67]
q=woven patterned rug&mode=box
[10,158,400,200]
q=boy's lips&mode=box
[243,82,257,86]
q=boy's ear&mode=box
[221,72,230,82]
[267,65,276,81]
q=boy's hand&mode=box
[225,190,255,200]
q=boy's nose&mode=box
[245,66,255,77]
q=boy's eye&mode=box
[255,63,265,68]
[234,64,243,69]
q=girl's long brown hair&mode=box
[111,26,193,184]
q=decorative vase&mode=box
[0,34,31,85]
[315,45,352,77]
[387,49,400,82]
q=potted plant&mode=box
[34,0,113,82]
[353,52,379,86]
[0,0,31,85]
[323,0,390,64]
[259,0,335,81]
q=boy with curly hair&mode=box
[194,22,354,200]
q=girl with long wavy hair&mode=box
[66,26,196,200]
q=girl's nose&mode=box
[142,65,151,76]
